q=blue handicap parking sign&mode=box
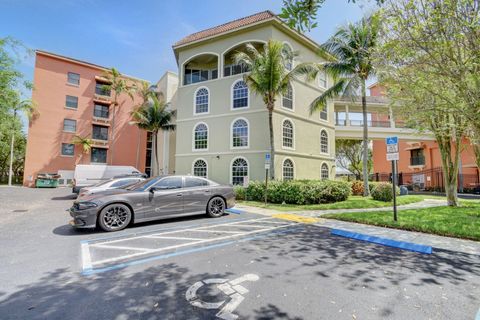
[386,136,398,145]
[265,153,271,160]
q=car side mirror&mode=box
[149,187,157,193]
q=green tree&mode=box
[309,13,381,196]
[101,67,136,165]
[6,96,36,185]
[130,95,175,175]
[279,0,385,33]
[376,0,479,206]
[234,40,317,179]
[71,135,93,164]
[336,139,372,180]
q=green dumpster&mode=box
[35,173,60,188]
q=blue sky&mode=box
[1,0,376,86]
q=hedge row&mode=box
[234,180,351,205]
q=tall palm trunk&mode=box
[8,132,15,186]
[361,80,370,196]
[8,110,17,186]
[110,95,118,165]
[153,130,160,176]
[267,103,275,180]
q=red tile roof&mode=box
[174,11,276,47]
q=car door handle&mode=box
[177,193,183,197]
[205,190,211,193]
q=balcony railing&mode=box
[349,120,392,128]
[410,156,425,166]
[223,63,250,77]
[336,119,347,126]
[183,69,218,85]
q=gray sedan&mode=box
[69,175,235,232]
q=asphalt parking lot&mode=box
[0,187,479,320]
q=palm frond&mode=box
[309,78,351,114]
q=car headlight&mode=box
[77,202,98,210]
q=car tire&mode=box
[206,197,225,218]
[97,203,132,232]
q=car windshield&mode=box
[125,176,165,191]
[92,179,113,187]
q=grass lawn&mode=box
[323,201,480,241]
[238,195,442,211]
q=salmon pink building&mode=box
[368,84,479,192]
[23,51,151,187]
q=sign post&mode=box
[264,153,271,205]
[386,137,399,222]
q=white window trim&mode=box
[181,52,220,88]
[230,156,249,186]
[230,79,250,110]
[282,157,296,181]
[230,117,250,150]
[282,41,295,71]
[281,118,295,150]
[192,158,208,178]
[321,162,329,180]
[281,83,295,112]
[319,104,329,122]
[318,70,327,90]
[320,129,329,155]
[193,86,210,115]
[192,122,209,152]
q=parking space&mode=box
[83,216,298,274]
[1,187,480,320]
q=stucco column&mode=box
[345,105,350,126]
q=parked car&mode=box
[69,175,235,232]
[77,176,146,198]
[72,164,143,194]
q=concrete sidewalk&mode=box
[235,201,480,256]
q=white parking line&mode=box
[147,236,207,241]
[81,242,92,271]
[93,244,154,252]
[83,217,298,269]
[187,229,243,234]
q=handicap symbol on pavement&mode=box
[185,273,260,320]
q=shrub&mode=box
[368,181,382,194]
[244,179,351,205]
[370,182,400,202]
[233,186,246,201]
[245,181,265,201]
[351,181,364,196]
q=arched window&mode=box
[231,158,248,185]
[232,80,249,109]
[282,44,293,71]
[320,130,328,153]
[193,159,207,178]
[282,119,294,148]
[193,123,208,150]
[283,159,294,181]
[195,88,209,114]
[321,163,329,180]
[232,119,249,148]
[282,83,293,109]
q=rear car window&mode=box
[185,177,209,188]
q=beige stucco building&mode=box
[164,11,336,185]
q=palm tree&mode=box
[71,135,93,164]
[309,13,381,196]
[130,95,175,175]
[102,67,135,164]
[7,96,36,186]
[133,81,156,169]
[234,40,317,179]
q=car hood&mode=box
[77,188,133,201]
